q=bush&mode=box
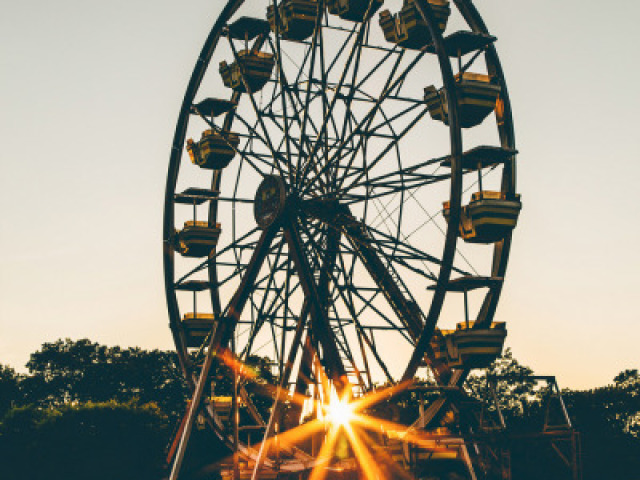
[0,400,170,480]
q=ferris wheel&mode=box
[163,1,520,479]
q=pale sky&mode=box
[1,0,639,390]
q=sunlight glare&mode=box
[325,394,354,427]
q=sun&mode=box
[324,394,355,427]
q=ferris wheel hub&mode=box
[254,174,288,228]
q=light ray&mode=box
[342,423,385,480]
[211,346,459,480]
[308,425,342,480]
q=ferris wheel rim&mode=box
[163,0,517,467]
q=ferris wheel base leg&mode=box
[169,331,219,480]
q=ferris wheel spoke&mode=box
[367,101,423,135]
[325,104,404,201]
[332,22,370,190]
[308,214,425,338]
[210,224,279,354]
[249,297,312,480]
[298,219,367,389]
[334,250,395,384]
[173,226,262,288]
[335,107,430,200]
[243,275,303,361]
[254,99,331,195]
[400,185,481,277]
[365,222,471,277]
[324,235,414,345]
[230,110,287,175]
[241,236,287,357]
[294,6,325,187]
[265,35,321,160]
[297,21,361,192]
[301,48,426,196]
[316,26,342,187]
[265,37,323,140]
[283,219,347,390]
[354,44,401,94]
[371,193,428,271]
[226,38,289,180]
[305,46,408,191]
[355,155,447,194]
[343,239,423,338]
[297,16,373,191]
[331,48,405,186]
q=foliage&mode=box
[558,371,640,480]
[0,400,169,480]
[0,364,21,418]
[367,378,438,425]
[613,369,640,437]
[464,351,640,480]
[23,338,189,420]
[465,348,540,423]
[1,340,639,479]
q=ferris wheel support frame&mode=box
[163,0,521,479]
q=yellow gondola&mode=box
[220,50,275,93]
[327,0,383,22]
[379,0,450,50]
[424,72,501,128]
[176,220,222,258]
[268,0,318,41]
[181,312,216,348]
[212,396,232,423]
[187,129,240,170]
[431,322,507,369]
[443,191,521,244]
[210,396,248,423]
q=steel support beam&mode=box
[284,219,347,392]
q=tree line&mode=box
[0,339,638,479]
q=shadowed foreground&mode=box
[0,340,638,480]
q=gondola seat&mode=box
[379,0,450,50]
[443,191,521,244]
[212,396,232,422]
[327,0,383,22]
[268,0,318,41]
[431,328,455,365]
[220,50,275,93]
[176,221,222,257]
[431,322,506,369]
[424,72,501,128]
[187,129,240,170]
[182,313,216,348]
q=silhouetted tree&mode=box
[0,400,169,480]
[0,364,21,418]
[562,372,640,480]
[24,338,189,419]
[613,369,640,437]
[465,348,540,424]
[3,341,639,479]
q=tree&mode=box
[0,400,169,480]
[465,348,540,424]
[24,338,189,420]
[0,364,21,418]
[613,369,640,437]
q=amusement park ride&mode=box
[163,1,580,479]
